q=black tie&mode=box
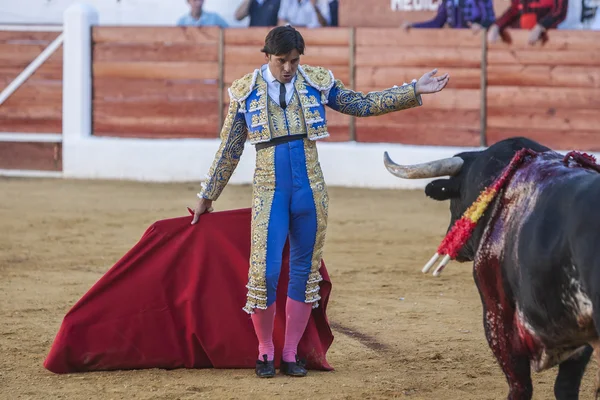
[279,82,287,109]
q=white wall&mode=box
[0,0,247,27]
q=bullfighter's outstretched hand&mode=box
[415,69,450,95]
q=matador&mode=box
[192,25,449,378]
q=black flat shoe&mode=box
[280,355,307,377]
[255,354,275,378]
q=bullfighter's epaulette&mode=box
[228,69,260,103]
[298,65,335,92]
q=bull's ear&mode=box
[425,178,460,201]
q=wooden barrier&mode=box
[486,30,600,151]
[354,29,483,146]
[84,27,600,152]
[0,31,63,135]
[92,27,221,138]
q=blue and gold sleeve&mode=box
[326,79,422,117]
[197,100,248,201]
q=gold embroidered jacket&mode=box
[198,64,423,201]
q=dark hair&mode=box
[261,25,305,56]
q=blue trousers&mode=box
[244,139,328,313]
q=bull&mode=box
[383,137,600,400]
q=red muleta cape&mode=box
[44,208,334,373]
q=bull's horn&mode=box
[383,152,464,179]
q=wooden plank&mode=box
[0,31,60,44]
[487,65,600,88]
[326,110,352,127]
[489,49,600,67]
[93,78,219,102]
[352,88,480,110]
[93,43,218,63]
[487,107,600,131]
[0,103,61,119]
[356,28,483,47]
[355,124,481,147]
[356,67,480,89]
[0,82,62,103]
[0,117,62,134]
[488,30,600,51]
[223,65,350,86]
[92,26,220,45]
[322,125,351,141]
[0,71,62,92]
[0,44,63,65]
[355,108,480,129]
[487,86,600,109]
[92,61,219,80]
[93,116,218,138]
[224,27,350,46]
[356,46,481,68]
[93,130,218,139]
[487,128,600,152]
[0,51,62,90]
[0,142,61,171]
[93,100,219,120]
[224,45,350,67]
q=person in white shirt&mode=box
[277,0,330,27]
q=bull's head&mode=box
[383,137,551,272]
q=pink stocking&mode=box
[282,297,312,363]
[250,303,276,361]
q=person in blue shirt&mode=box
[177,0,229,27]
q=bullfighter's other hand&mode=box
[191,197,214,225]
[415,69,450,95]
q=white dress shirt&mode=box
[278,0,331,28]
[261,64,296,107]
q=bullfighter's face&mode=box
[265,49,300,84]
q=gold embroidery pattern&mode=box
[247,76,271,144]
[267,92,307,139]
[295,76,329,140]
[198,101,248,201]
[285,93,305,136]
[307,124,328,140]
[267,96,287,139]
[333,80,421,116]
[298,65,335,91]
[243,146,276,314]
[229,70,258,102]
[303,108,323,124]
[303,139,328,307]
[248,98,263,112]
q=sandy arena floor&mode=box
[0,177,597,400]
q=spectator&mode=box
[559,0,598,29]
[278,0,331,27]
[177,0,229,27]
[402,0,495,32]
[234,0,281,26]
[487,0,568,44]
